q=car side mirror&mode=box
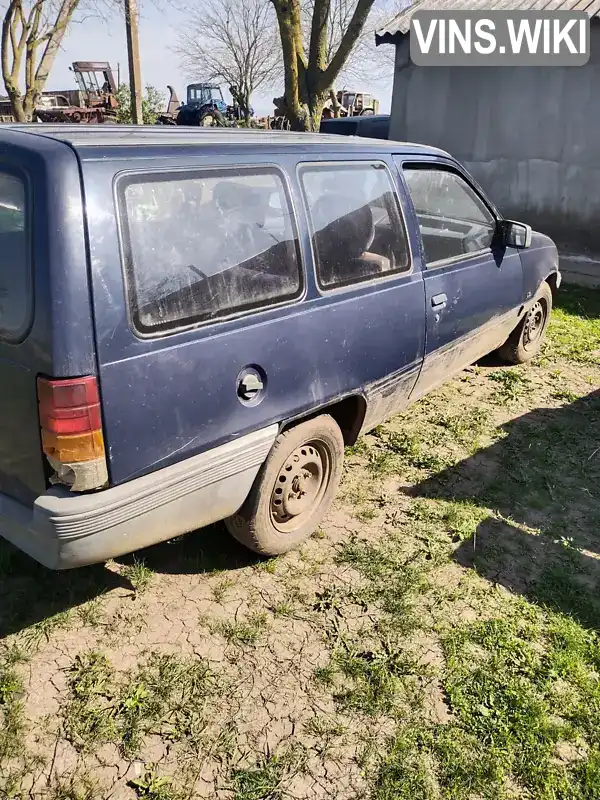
[500,219,532,249]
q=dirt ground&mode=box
[1,286,599,800]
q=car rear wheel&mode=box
[225,415,344,556]
[498,282,553,364]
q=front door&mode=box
[395,159,524,397]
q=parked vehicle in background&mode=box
[174,83,249,126]
[320,114,390,139]
[0,124,560,570]
[34,62,118,123]
[325,90,379,117]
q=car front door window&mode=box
[404,167,497,266]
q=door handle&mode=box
[431,293,447,309]
[238,373,264,400]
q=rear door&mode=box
[395,159,523,396]
[83,150,426,486]
[0,165,43,505]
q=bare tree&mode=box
[176,0,280,124]
[270,0,381,131]
[303,0,397,116]
[1,0,82,122]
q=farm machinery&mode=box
[160,83,252,126]
[34,62,119,123]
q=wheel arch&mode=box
[279,395,368,447]
[545,271,559,297]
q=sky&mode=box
[49,2,396,117]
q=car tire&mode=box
[498,281,553,364]
[224,415,344,556]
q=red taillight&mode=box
[37,375,107,490]
[37,376,102,435]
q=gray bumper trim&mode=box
[0,425,277,570]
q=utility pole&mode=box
[124,0,143,124]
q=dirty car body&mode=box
[0,125,560,569]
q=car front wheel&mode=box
[498,281,553,364]
[225,415,344,556]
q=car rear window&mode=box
[118,167,303,335]
[300,161,410,290]
[0,171,31,342]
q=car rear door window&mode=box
[403,166,496,266]
[0,171,31,342]
[300,162,410,290]
[119,167,302,335]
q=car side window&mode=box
[119,167,302,334]
[403,166,496,267]
[0,171,31,342]
[300,162,410,290]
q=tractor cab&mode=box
[71,62,118,110]
[186,84,227,114]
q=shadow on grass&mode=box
[413,389,600,630]
[0,522,259,642]
[114,521,260,575]
[0,539,132,642]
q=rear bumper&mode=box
[0,425,277,570]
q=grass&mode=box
[213,612,268,646]
[229,749,304,800]
[64,651,218,757]
[0,649,26,762]
[487,368,533,402]
[374,604,600,800]
[546,286,600,363]
[121,558,154,592]
[129,768,179,799]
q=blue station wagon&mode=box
[0,125,561,569]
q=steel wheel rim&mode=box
[201,115,215,127]
[270,440,331,533]
[523,299,547,350]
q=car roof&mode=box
[0,123,449,158]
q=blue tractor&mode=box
[175,83,250,127]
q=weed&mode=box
[334,641,421,716]
[356,506,378,522]
[212,577,234,604]
[441,500,489,542]
[129,767,178,799]
[64,652,117,751]
[552,388,580,403]
[313,665,336,686]
[121,558,154,592]
[433,407,492,446]
[0,649,26,762]
[346,439,369,457]
[20,610,73,650]
[48,775,97,800]
[215,613,268,646]
[305,715,345,739]
[270,601,294,618]
[63,651,218,757]
[488,368,532,402]
[78,599,105,627]
[336,535,423,620]
[254,558,279,575]
[229,749,304,800]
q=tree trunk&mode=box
[270,0,376,133]
[4,87,26,121]
[330,88,341,118]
